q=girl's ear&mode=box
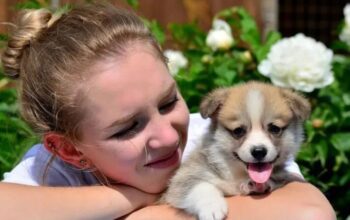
[43,133,88,168]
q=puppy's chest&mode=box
[211,166,249,196]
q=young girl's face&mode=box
[77,43,189,193]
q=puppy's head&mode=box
[200,81,310,184]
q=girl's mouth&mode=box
[144,148,180,169]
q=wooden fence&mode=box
[0,0,264,34]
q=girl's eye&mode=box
[159,95,179,113]
[111,122,139,139]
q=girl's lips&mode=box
[144,149,180,169]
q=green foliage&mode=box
[0,1,50,176]
[15,0,50,9]
[0,73,39,176]
[296,53,350,219]
[143,19,166,45]
[124,0,139,9]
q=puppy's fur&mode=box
[162,81,310,220]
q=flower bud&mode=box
[312,119,324,128]
[201,55,213,64]
[164,50,188,76]
[206,19,234,51]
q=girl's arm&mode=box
[226,182,335,220]
[124,182,336,220]
[0,182,157,220]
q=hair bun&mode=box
[1,9,53,78]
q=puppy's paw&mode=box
[184,182,227,220]
[239,181,254,195]
[197,197,227,220]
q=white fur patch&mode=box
[246,89,264,124]
[184,182,228,220]
[241,90,278,162]
[239,130,277,162]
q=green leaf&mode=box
[333,152,349,172]
[15,0,47,9]
[143,19,165,45]
[168,23,206,48]
[339,171,350,186]
[0,34,8,42]
[124,0,139,9]
[236,7,261,50]
[255,31,281,62]
[315,140,328,167]
[330,133,350,152]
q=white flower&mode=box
[340,4,350,46]
[344,4,350,24]
[164,50,188,76]
[340,25,350,46]
[258,34,334,92]
[212,19,232,34]
[206,19,234,51]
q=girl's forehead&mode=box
[86,48,170,93]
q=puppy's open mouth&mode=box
[233,153,279,184]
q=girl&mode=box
[0,3,335,219]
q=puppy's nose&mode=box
[251,146,267,161]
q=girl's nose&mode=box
[147,117,179,150]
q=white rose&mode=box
[258,33,334,92]
[344,4,350,24]
[340,24,350,46]
[212,19,232,34]
[206,19,234,51]
[340,4,350,46]
[164,50,188,76]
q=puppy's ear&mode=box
[280,88,311,121]
[200,88,230,119]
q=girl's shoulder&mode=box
[184,113,210,160]
[2,144,98,186]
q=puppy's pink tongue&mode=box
[248,163,273,184]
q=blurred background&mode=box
[1,0,348,45]
[0,0,349,219]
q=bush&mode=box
[0,68,39,176]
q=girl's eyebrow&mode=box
[160,82,176,101]
[105,82,176,130]
[106,113,137,130]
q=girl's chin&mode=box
[139,169,180,193]
[143,181,172,194]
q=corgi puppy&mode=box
[162,81,310,220]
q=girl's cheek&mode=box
[105,140,145,161]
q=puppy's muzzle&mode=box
[250,145,267,161]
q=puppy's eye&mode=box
[231,126,246,139]
[268,123,283,135]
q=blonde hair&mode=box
[1,3,166,142]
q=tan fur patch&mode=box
[219,82,294,129]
